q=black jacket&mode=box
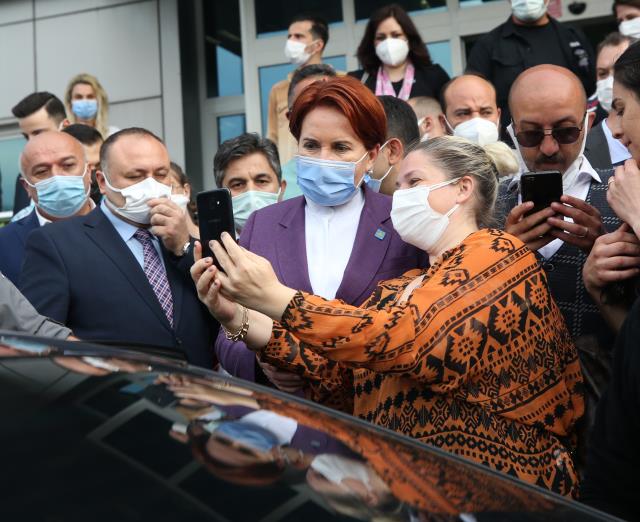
[466,16,595,134]
[348,62,450,99]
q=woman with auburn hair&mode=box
[64,73,118,138]
[213,75,426,409]
[349,4,449,101]
[193,136,584,497]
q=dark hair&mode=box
[214,132,282,187]
[615,40,640,96]
[596,31,634,57]
[62,123,103,145]
[377,95,419,147]
[356,4,432,75]
[613,0,640,17]
[290,13,329,48]
[11,92,66,123]
[439,72,495,115]
[289,76,387,151]
[287,63,337,108]
[100,127,164,174]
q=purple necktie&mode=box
[134,229,174,327]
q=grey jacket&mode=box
[0,272,71,339]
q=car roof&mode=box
[0,332,618,521]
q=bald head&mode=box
[509,65,592,175]
[509,65,586,117]
[441,74,500,129]
[20,131,85,178]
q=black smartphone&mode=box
[196,188,235,264]
[520,170,563,216]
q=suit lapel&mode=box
[82,208,173,332]
[336,189,391,305]
[16,210,40,246]
[275,199,313,292]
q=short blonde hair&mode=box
[64,73,110,139]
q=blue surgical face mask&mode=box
[296,151,369,206]
[72,99,98,120]
[23,164,89,218]
[365,140,392,193]
[214,421,280,452]
[232,189,280,231]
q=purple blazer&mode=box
[216,186,428,380]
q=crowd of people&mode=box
[3,0,640,519]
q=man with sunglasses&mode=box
[496,66,620,425]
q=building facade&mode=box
[0,0,617,212]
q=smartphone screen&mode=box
[520,170,563,216]
[196,189,235,264]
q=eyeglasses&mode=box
[513,115,586,148]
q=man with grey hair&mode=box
[0,131,93,284]
[20,127,218,367]
[214,132,285,235]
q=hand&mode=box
[212,233,297,321]
[257,358,305,393]
[505,202,555,251]
[190,241,238,323]
[148,198,190,256]
[583,223,640,297]
[608,160,640,236]
[547,195,605,253]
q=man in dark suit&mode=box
[20,128,217,367]
[0,132,94,284]
[585,32,632,170]
[9,92,70,217]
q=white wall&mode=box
[0,0,184,166]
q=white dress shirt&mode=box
[509,156,601,259]
[100,200,165,269]
[304,189,365,300]
[602,119,631,165]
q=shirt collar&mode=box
[507,155,601,192]
[100,199,143,243]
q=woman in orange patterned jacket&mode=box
[190,136,585,497]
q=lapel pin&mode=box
[374,228,386,241]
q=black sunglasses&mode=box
[513,114,586,148]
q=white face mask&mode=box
[620,17,640,39]
[452,117,500,146]
[375,38,410,67]
[284,39,313,65]
[104,175,172,224]
[596,75,614,112]
[310,454,375,488]
[391,177,460,254]
[511,0,547,23]
[170,193,190,213]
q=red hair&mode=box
[289,76,387,151]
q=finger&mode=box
[558,195,600,217]
[598,241,640,258]
[220,232,243,259]
[212,240,234,274]
[599,256,640,271]
[519,221,554,243]
[549,229,591,249]
[517,207,556,232]
[596,268,640,283]
[506,202,534,225]
[550,202,590,223]
[189,257,212,284]
[149,212,171,227]
[547,217,588,237]
[195,264,217,297]
[194,241,202,263]
[619,222,632,234]
[147,197,172,208]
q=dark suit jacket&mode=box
[12,175,30,215]
[216,187,428,380]
[0,210,39,285]
[585,121,613,171]
[348,63,450,100]
[19,207,218,368]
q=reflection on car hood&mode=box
[0,332,619,521]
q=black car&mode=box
[0,333,620,521]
